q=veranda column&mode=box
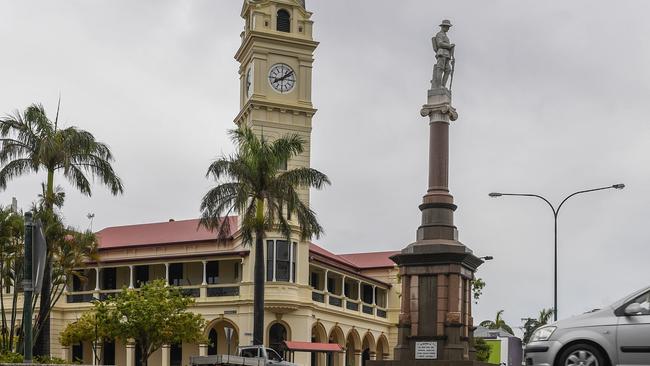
[357,282,362,312]
[199,343,208,356]
[94,268,101,305]
[161,344,170,366]
[128,265,134,289]
[324,269,329,304]
[202,261,208,285]
[201,261,208,298]
[126,340,135,366]
[61,346,70,362]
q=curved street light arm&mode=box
[497,193,556,216]
[555,186,616,215]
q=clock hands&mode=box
[272,70,294,84]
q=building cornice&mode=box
[234,98,317,125]
[87,250,249,266]
[235,30,319,62]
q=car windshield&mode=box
[240,348,258,358]
[611,286,650,308]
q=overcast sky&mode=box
[1,0,649,333]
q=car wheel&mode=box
[558,343,606,366]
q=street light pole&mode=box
[489,184,625,321]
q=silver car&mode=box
[525,285,650,366]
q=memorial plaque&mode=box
[415,342,438,359]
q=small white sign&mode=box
[415,342,438,360]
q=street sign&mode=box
[33,220,47,295]
[224,327,234,341]
[224,327,234,357]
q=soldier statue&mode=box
[432,19,455,90]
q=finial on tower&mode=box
[431,19,456,91]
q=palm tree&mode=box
[480,309,514,335]
[200,126,330,345]
[0,103,123,203]
[0,102,123,354]
[522,308,555,343]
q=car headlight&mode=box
[530,326,557,342]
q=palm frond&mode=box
[0,103,123,198]
[201,125,328,246]
[62,164,93,196]
[277,167,331,190]
[0,158,36,190]
[270,133,304,163]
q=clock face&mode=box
[246,67,253,98]
[268,63,296,94]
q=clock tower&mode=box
[234,0,318,207]
[234,0,319,352]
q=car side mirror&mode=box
[625,302,643,315]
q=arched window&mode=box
[269,323,288,358]
[208,328,218,355]
[277,9,290,32]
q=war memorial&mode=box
[369,19,489,366]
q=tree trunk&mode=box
[34,169,55,357]
[253,230,265,345]
[140,345,148,366]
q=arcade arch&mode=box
[311,322,328,366]
[361,332,376,365]
[376,334,389,361]
[328,326,345,366]
[345,329,361,366]
[204,318,239,355]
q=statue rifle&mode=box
[449,46,456,91]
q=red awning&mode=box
[283,341,344,353]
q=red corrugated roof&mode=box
[283,341,343,353]
[310,243,397,270]
[309,243,358,268]
[95,218,396,272]
[96,217,237,249]
[340,251,399,269]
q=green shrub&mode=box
[34,355,71,364]
[474,337,491,362]
[0,351,24,363]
